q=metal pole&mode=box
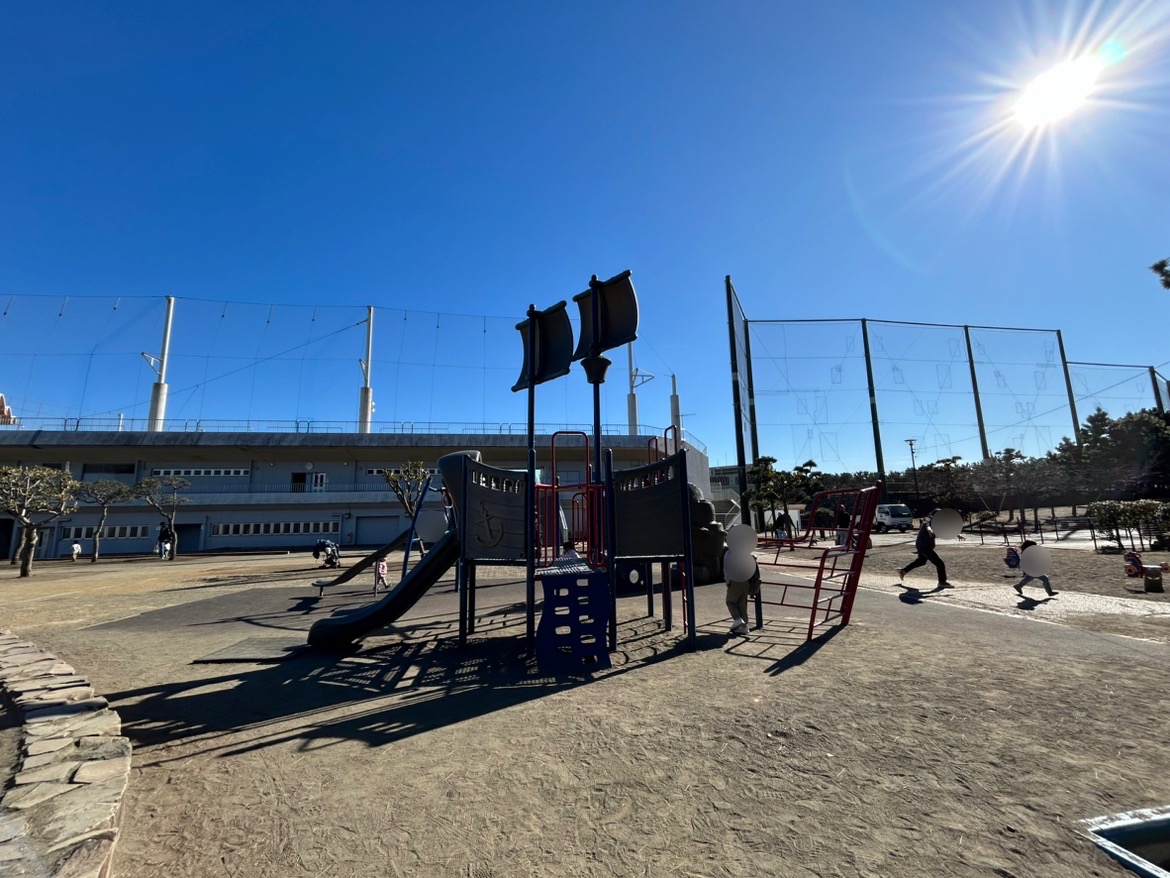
[963,326,991,460]
[743,318,761,474]
[589,277,604,484]
[1056,330,1082,448]
[626,342,637,436]
[742,311,764,532]
[525,305,538,655]
[670,374,681,433]
[906,438,920,502]
[358,306,374,433]
[158,297,174,384]
[726,277,750,526]
[147,295,175,432]
[860,319,887,496]
[1150,366,1164,415]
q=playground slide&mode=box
[307,529,460,651]
[313,527,413,590]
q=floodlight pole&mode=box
[626,342,655,437]
[670,374,681,433]
[358,306,374,434]
[146,296,175,433]
[627,343,637,436]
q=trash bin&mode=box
[1144,566,1164,593]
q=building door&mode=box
[310,472,328,492]
[0,520,12,562]
[355,515,401,547]
[175,523,203,554]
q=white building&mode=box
[0,425,710,559]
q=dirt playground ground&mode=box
[3,537,1170,877]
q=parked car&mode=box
[873,503,913,533]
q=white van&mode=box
[873,504,913,533]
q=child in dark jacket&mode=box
[1013,540,1057,597]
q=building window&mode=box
[65,524,148,540]
[209,519,338,537]
[151,467,250,477]
[82,463,135,475]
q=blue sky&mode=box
[2,1,1169,471]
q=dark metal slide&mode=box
[307,529,460,651]
[312,527,413,594]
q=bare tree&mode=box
[134,476,190,559]
[0,465,78,577]
[76,479,136,562]
[383,462,435,550]
[384,462,433,519]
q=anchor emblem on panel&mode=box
[475,500,504,547]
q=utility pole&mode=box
[905,438,920,509]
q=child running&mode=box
[1013,540,1057,597]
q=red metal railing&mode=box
[536,431,606,569]
[753,483,881,640]
[647,425,680,464]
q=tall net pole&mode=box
[963,325,991,461]
[860,319,887,493]
[1056,330,1082,449]
[725,277,752,526]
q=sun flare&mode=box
[1013,55,1105,128]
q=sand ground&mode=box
[2,537,1170,877]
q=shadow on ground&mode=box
[104,608,840,762]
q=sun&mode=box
[1013,54,1105,128]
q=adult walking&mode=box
[156,521,174,560]
[898,509,956,589]
[834,503,850,546]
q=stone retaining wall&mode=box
[0,628,129,878]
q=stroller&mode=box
[313,539,341,569]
